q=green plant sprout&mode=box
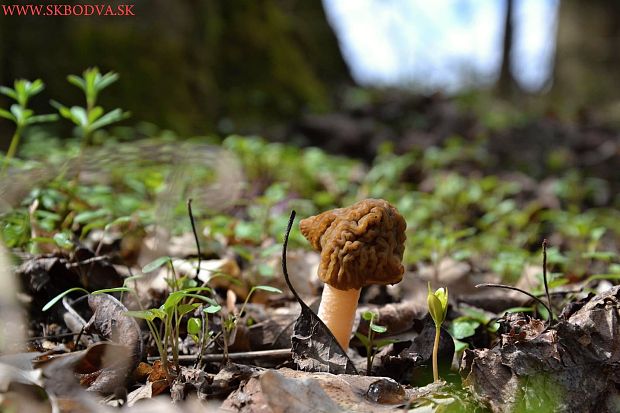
[0,78,57,173]
[221,284,282,363]
[354,310,397,375]
[51,67,130,147]
[428,283,449,383]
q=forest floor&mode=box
[1,91,620,412]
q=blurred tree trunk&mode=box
[552,0,620,106]
[497,0,517,97]
[0,1,351,135]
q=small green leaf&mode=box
[126,309,160,321]
[123,274,145,286]
[69,106,88,127]
[454,339,469,352]
[427,283,448,327]
[250,285,282,294]
[25,113,58,125]
[362,311,375,321]
[504,306,535,314]
[104,216,132,231]
[373,338,398,349]
[53,232,74,249]
[0,86,17,100]
[91,287,131,295]
[0,108,16,122]
[354,332,370,348]
[585,273,620,284]
[177,303,200,317]
[95,71,119,91]
[67,74,86,92]
[204,304,222,314]
[182,293,218,306]
[257,262,275,277]
[73,209,110,225]
[180,287,213,294]
[89,108,130,131]
[88,106,104,123]
[42,287,89,311]
[370,324,387,334]
[187,317,201,335]
[450,319,480,340]
[142,256,171,273]
[162,291,187,312]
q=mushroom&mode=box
[300,198,407,350]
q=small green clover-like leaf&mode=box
[450,318,480,340]
[187,317,201,335]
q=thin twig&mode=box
[475,283,554,325]
[187,198,202,279]
[542,239,554,321]
[282,211,302,303]
[66,255,109,267]
[147,348,291,364]
[27,332,82,341]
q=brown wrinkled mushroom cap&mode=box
[300,199,407,291]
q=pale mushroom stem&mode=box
[317,284,361,350]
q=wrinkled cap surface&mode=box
[300,199,407,290]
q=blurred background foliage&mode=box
[0,0,350,136]
[1,0,620,290]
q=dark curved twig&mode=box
[187,198,201,279]
[542,239,554,321]
[475,283,554,325]
[282,210,303,303]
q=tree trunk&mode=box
[552,0,620,106]
[497,0,517,97]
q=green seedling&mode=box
[0,78,57,173]
[449,306,500,352]
[220,284,282,363]
[126,286,216,378]
[354,310,397,375]
[428,283,449,383]
[51,67,130,147]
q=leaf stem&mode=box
[542,239,554,321]
[2,126,22,174]
[433,327,440,382]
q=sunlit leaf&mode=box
[42,287,89,312]
[142,256,171,273]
